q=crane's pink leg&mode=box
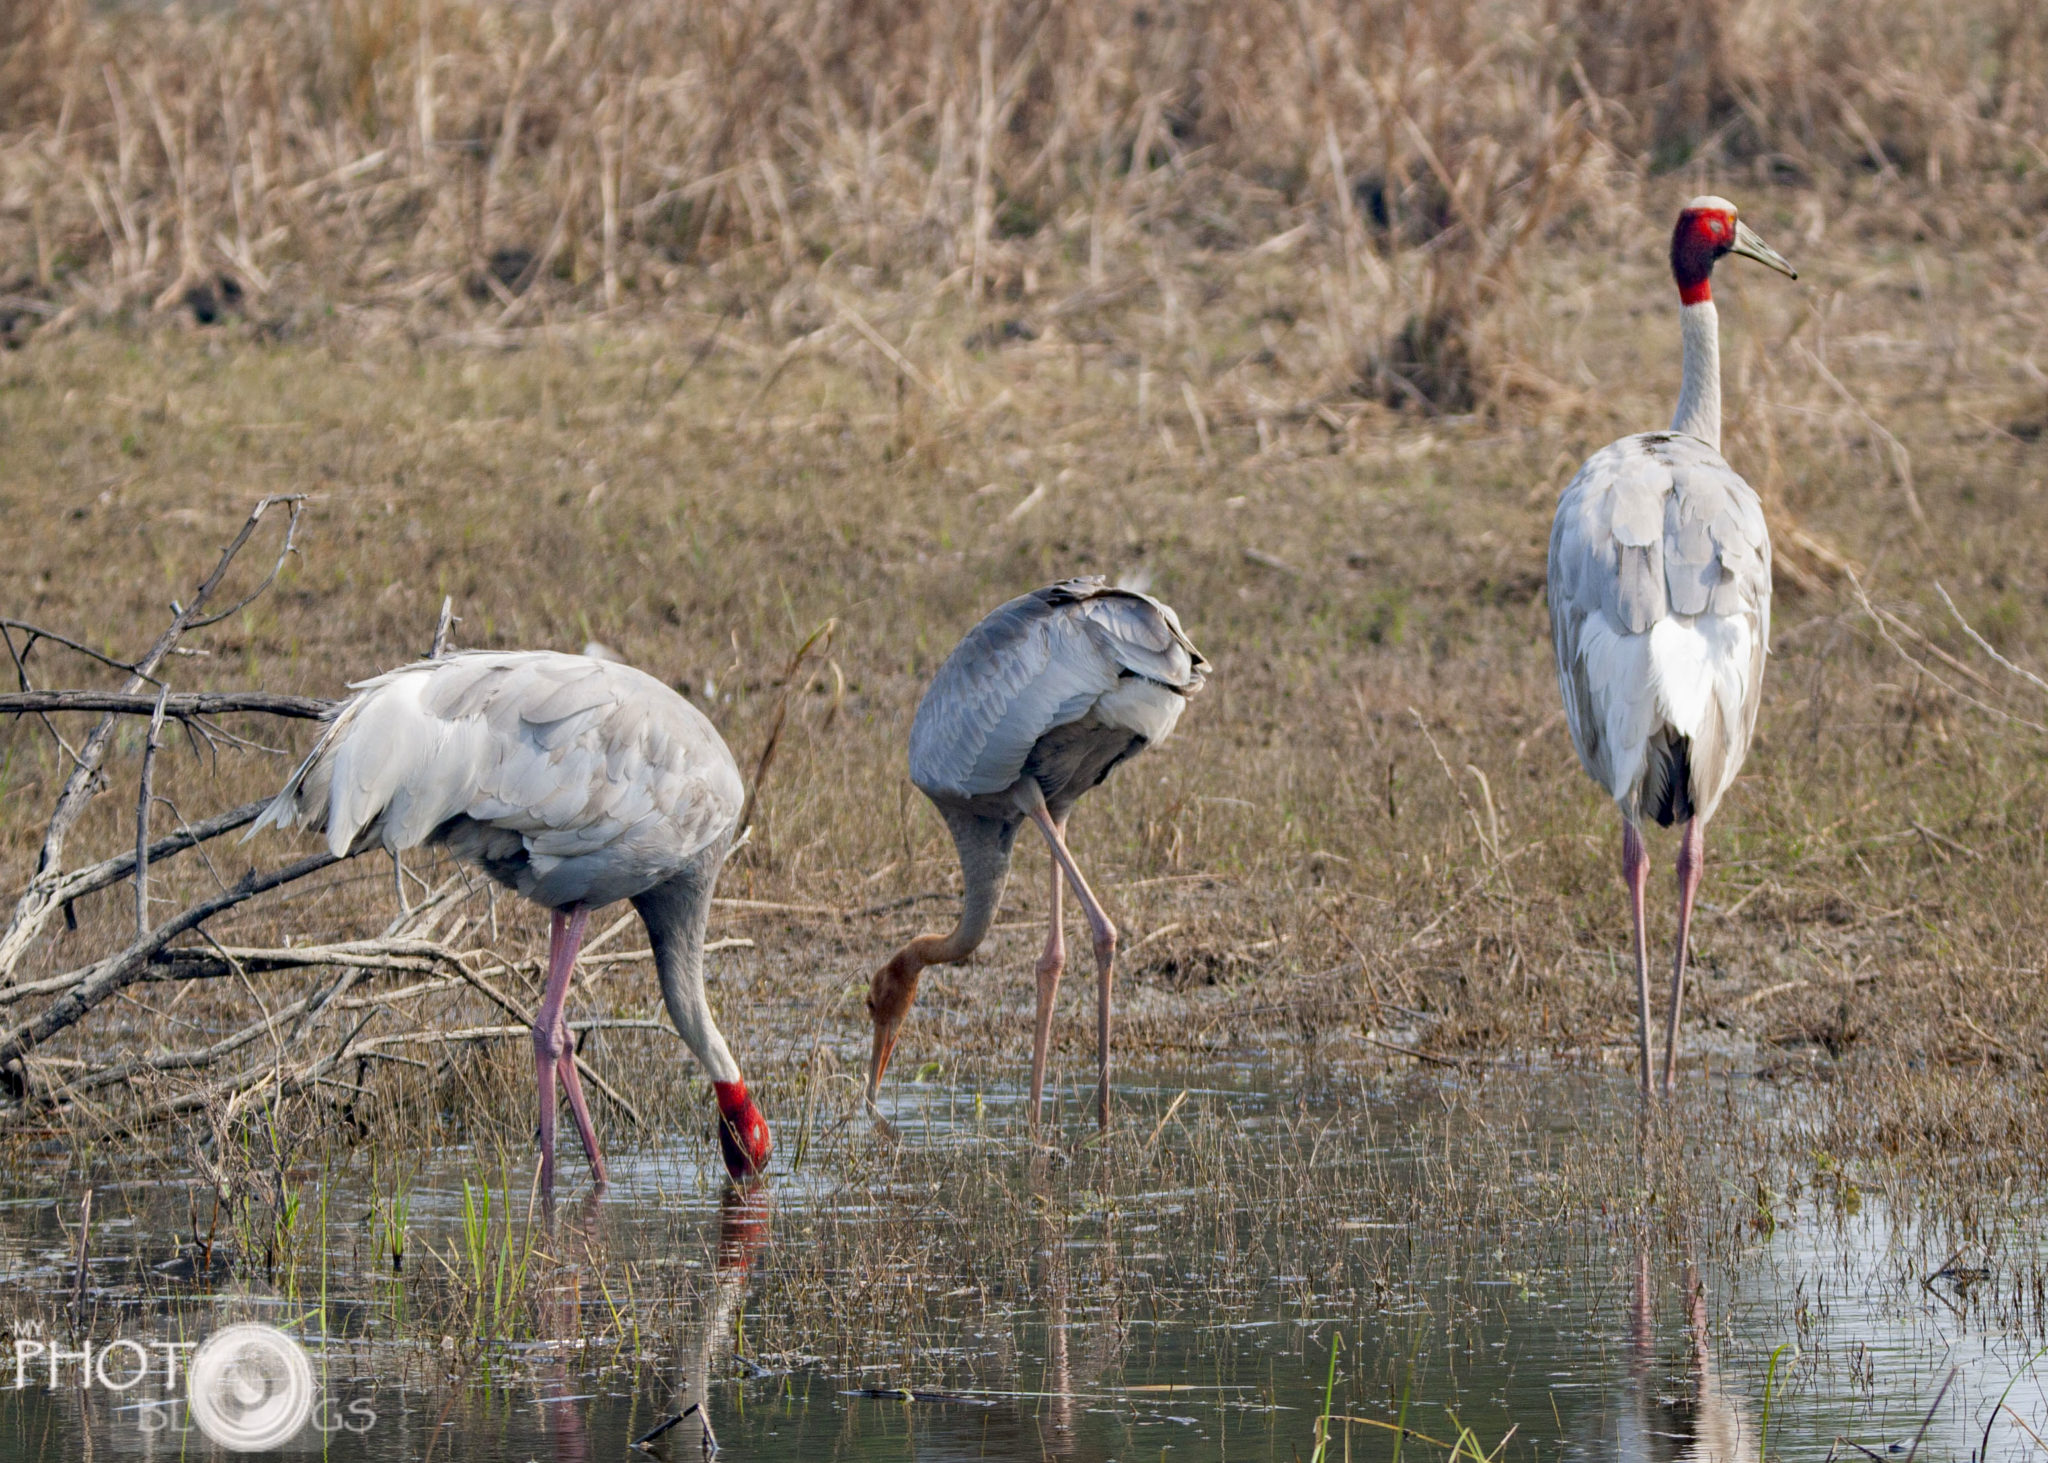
[534,904,600,1194]
[1622,821,1653,1102]
[1662,817,1705,1096]
[557,1046,607,1186]
[1029,830,1067,1130]
[1023,800,1117,1129]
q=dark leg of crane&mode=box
[534,904,597,1194]
[1029,825,1068,1131]
[1023,794,1117,1130]
[1622,821,1652,1103]
[1662,817,1705,1096]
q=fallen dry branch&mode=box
[1934,583,2048,702]
[360,1018,673,1047]
[0,691,333,720]
[0,499,774,1144]
[17,798,273,936]
[147,939,467,981]
[59,968,364,1098]
[0,494,306,982]
[142,1009,381,1125]
[0,937,477,1013]
[0,502,485,1132]
[1846,570,2048,736]
[0,850,345,1076]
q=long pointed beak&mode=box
[866,1021,897,1104]
[1728,220,1797,279]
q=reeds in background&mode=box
[2,0,2044,406]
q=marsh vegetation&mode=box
[3,0,2048,1455]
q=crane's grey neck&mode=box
[633,845,741,1084]
[1670,300,1721,450]
[928,807,1018,964]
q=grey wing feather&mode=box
[1547,433,1772,816]
[1605,448,1669,633]
[1655,434,1771,632]
[1549,460,1616,790]
[909,578,1208,801]
[252,651,742,907]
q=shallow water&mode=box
[0,1070,2043,1461]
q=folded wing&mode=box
[1548,433,1771,822]
[253,651,742,905]
[908,578,1208,801]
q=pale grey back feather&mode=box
[908,578,1207,803]
[253,651,743,910]
[1547,432,1771,823]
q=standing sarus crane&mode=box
[250,651,771,1192]
[865,578,1208,1129]
[1546,196,1796,1099]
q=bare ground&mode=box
[1,193,2046,1205]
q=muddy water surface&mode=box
[0,1070,2043,1460]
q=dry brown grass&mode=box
[1,1,2047,1215]
[2,0,2046,398]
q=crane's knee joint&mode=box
[1034,947,1065,983]
[532,1022,568,1063]
[1091,925,1117,966]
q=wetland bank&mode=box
[3,312,2047,1455]
[5,0,2048,1454]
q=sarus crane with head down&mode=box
[250,650,771,1193]
[865,578,1208,1129]
[1546,196,1797,1099]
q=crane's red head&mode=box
[1670,195,1796,306]
[714,1080,772,1179]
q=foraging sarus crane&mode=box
[1547,196,1796,1098]
[250,650,770,1192]
[865,578,1208,1129]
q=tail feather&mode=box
[1641,730,1695,828]
[243,721,343,843]
[245,666,491,858]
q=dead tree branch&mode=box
[0,939,467,1010]
[134,688,169,938]
[0,850,343,1077]
[1851,570,2048,735]
[0,495,306,981]
[61,969,360,1097]
[17,798,273,937]
[0,691,333,719]
[0,565,669,1138]
[1934,582,2048,700]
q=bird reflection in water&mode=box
[662,1182,773,1454]
[1031,1153,1076,1455]
[1618,1241,1754,1462]
[532,1191,604,1463]
[528,1185,767,1460]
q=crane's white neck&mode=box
[636,855,743,1085]
[1670,300,1721,450]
